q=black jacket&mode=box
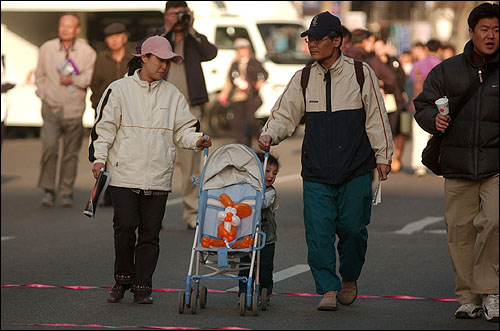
[227,57,268,96]
[152,26,218,106]
[414,40,499,180]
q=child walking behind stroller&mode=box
[239,152,280,304]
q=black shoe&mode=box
[107,283,130,303]
[134,293,153,304]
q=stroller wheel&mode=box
[261,288,268,311]
[177,291,185,314]
[239,292,246,316]
[252,292,259,316]
[200,286,208,308]
[190,289,197,314]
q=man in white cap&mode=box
[89,35,212,305]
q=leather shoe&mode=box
[337,280,357,305]
[317,291,338,311]
[107,283,130,303]
[134,293,153,304]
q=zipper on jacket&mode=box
[325,70,332,113]
[145,83,152,187]
[473,72,483,179]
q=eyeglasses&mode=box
[305,36,331,44]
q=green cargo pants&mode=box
[303,173,372,295]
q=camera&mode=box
[176,10,191,25]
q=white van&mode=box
[1,1,308,136]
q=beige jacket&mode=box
[262,54,393,166]
[35,38,96,119]
[89,70,203,191]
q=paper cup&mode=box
[435,97,449,116]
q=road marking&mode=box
[394,216,444,235]
[424,229,447,234]
[225,264,310,292]
[1,236,15,242]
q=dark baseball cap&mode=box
[103,23,127,37]
[301,11,342,39]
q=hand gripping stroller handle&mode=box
[203,136,209,166]
[263,138,269,178]
[252,230,267,251]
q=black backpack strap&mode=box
[300,65,312,107]
[354,60,364,95]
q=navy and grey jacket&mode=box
[261,54,393,185]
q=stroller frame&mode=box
[178,143,269,316]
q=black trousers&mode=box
[238,243,275,294]
[109,186,168,294]
[231,100,259,146]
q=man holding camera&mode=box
[150,1,217,229]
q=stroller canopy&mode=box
[201,144,264,194]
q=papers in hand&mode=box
[83,168,111,218]
[372,179,382,206]
[57,58,80,76]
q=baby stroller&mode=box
[178,143,268,316]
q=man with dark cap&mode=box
[90,23,133,114]
[90,23,133,206]
[258,11,392,311]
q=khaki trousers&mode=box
[38,102,83,197]
[176,105,203,227]
[444,174,499,304]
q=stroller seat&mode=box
[196,183,262,252]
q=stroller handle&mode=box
[203,136,209,166]
[262,138,269,177]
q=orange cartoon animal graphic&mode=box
[201,193,254,248]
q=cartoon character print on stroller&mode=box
[178,143,268,316]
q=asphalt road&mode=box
[1,128,497,330]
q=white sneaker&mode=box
[482,294,499,322]
[61,195,73,208]
[414,167,426,177]
[454,303,482,319]
[40,192,55,207]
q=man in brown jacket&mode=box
[90,23,133,113]
[90,23,132,207]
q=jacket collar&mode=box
[59,38,76,52]
[315,52,344,76]
[133,69,163,89]
[463,39,499,67]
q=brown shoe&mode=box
[107,283,130,303]
[134,293,153,304]
[317,291,338,311]
[337,280,357,305]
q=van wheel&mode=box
[207,99,233,137]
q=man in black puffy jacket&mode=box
[414,2,498,322]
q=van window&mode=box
[215,26,252,50]
[257,23,309,65]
